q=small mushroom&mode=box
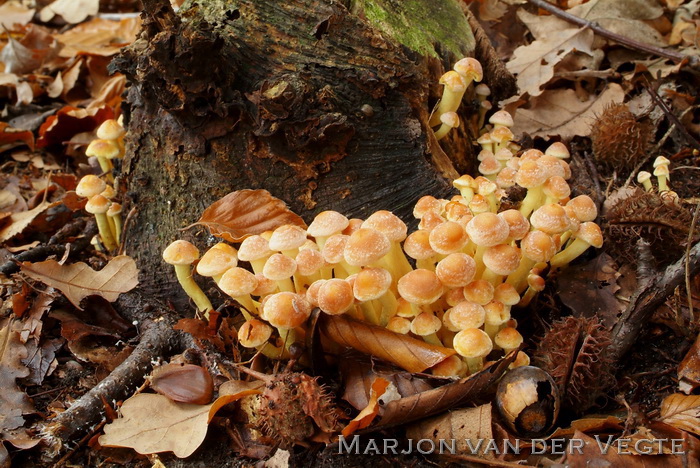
[429,71,468,127]
[162,240,214,318]
[453,328,493,374]
[434,112,460,140]
[85,195,117,251]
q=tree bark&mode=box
[112,0,515,310]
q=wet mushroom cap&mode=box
[495,327,523,351]
[219,267,259,297]
[295,248,325,276]
[429,221,469,254]
[196,244,238,277]
[398,269,444,305]
[453,328,493,359]
[543,176,571,200]
[520,231,557,262]
[163,239,199,266]
[515,160,547,188]
[76,175,107,198]
[418,210,445,231]
[410,312,442,336]
[575,222,604,248]
[463,279,495,305]
[530,204,570,235]
[566,195,597,222]
[262,253,297,280]
[494,283,520,306]
[413,195,443,219]
[252,274,277,296]
[307,211,349,238]
[96,119,126,140]
[85,194,111,215]
[238,319,272,348]
[447,301,486,330]
[362,210,408,242]
[322,234,349,264]
[498,209,530,240]
[435,253,476,288]
[386,316,412,334]
[305,279,326,306]
[86,139,120,159]
[262,292,312,329]
[238,235,272,262]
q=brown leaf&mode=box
[39,0,99,24]
[679,333,700,394]
[406,404,493,457]
[99,380,262,458]
[0,122,34,151]
[371,354,515,431]
[21,338,63,386]
[54,17,141,58]
[0,200,59,243]
[37,105,113,147]
[0,321,34,434]
[341,377,389,437]
[511,83,625,139]
[51,296,133,342]
[173,318,226,353]
[659,394,700,436]
[0,24,60,75]
[193,189,306,243]
[21,256,139,309]
[319,314,455,373]
[0,2,35,29]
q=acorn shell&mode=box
[150,363,214,405]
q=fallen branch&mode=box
[526,0,700,69]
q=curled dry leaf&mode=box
[0,122,34,151]
[55,17,141,58]
[0,2,35,29]
[193,189,306,242]
[678,334,700,394]
[99,380,263,458]
[0,200,60,243]
[659,394,700,436]
[0,321,34,434]
[319,314,455,373]
[20,255,139,309]
[39,0,99,24]
[341,377,389,437]
[37,105,114,147]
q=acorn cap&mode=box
[322,234,349,264]
[398,269,444,305]
[163,239,199,266]
[453,328,493,359]
[410,312,442,336]
[238,319,272,348]
[263,292,311,329]
[295,248,324,276]
[447,301,486,331]
[85,194,110,215]
[86,139,120,159]
[566,195,597,222]
[489,110,514,128]
[466,212,510,247]
[307,211,349,238]
[463,279,495,305]
[386,316,412,335]
[76,175,106,198]
[403,230,436,260]
[545,142,570,159]
[196,244,238,277]
[262,253,297,281]
[317,278,355,315]
[498,209,530,240]
[413,195,443,219]
[429,221,469,255]
[530,204,570,235]
[219,267,258,297]
[238,235,272,262]
[96,119,126,140]
[494,283,520,306]
[575,222,603,248]
[453,57,483,81]
[495,327,523,351]
[268,224,307,252]
[435,253,476,288]
[344,228,391,267]
[362,210,408,242]
[520,230,556,263]
[353,267,392,301]
[483,244,522,276]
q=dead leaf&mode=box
[341,377,389,437]
[37,105,113,147]
[21,338,62,386]
[511,83,625,140]
[193,189,307,243]
[51,296,133,342]
[0,321,34,435]
[0,24,60,75]
[319,314,455,373]
[678,333,700,394]
[0,2,35,30]
[0,122,34,151]
[406,404,494,457]
[54,17,141,58]
[0,200,59,243]
[659,394,700,436]
[39,0,99,25]
[99,380,262,458]
[20,256,139,309]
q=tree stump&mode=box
[112,0,515,309]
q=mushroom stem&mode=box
[421,333,443,346]
[549,238,593,268]
[109,211,122,244]
[505,257,536,294]
[464,357,484,375]
[173,264,213,318]
[376,290,399,326]
[94,213,118,252]
[519,186,544,218]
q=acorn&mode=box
[149,363,214,405]
[496,366,560,438]
[590,103,652,172]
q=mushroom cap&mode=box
[251,273,277,296]
[475,83,491,97]
[96,119,125,140]
[196,244,238,277]
[477,149,495,162]
[410,312,442,336]
[466,212,510,247]
[477,132,493,146]
[637,171,652,184]
[238,235,272,262]
[483,244,522,276]
[76,175,106,198]
[463,279,495,305]
[495,327,523,351]
[86,139,120,159]
[163,239,200,266]
[444,287,466,307]
[85,194,110,215]
[453,57,483,81]
[520,230,557,263]
[403,230,436,260]
[495,147,513,162]
[453,174,475,190]
[575,222,603,248]
[542,176,571,201]
[106,202,122,216]
[342,218,364,235]
[444,201,472,224]
[440,111,460,128]
[527,273,546,291]
[515,160,547,188]
[307,211,349,238]
[219,267,259,297]
[494,283,520,306]
[469,195,490,214]
[435,253,476,288]
[418,210,445,232]
[268,224,307,252]
[520,149,543,161]
[413,195,443,219]
[431,354,466,377]
[490,126,514,144]
[386,316,412,335]
[496,167,517,189]
[395,297,418,318]
[439,70,467,91]
[362,210,408,242]
[538,154,567,179]
[263,253,297,281]
[398,269,444,305]
[295,248,325,276]
[479,155,501,176]
[353,267,392,301]
[484,300,510,326]
[653,164,670,177]
[453,328,493,359]
[530,204,570,235]
[566,195,597,222]
[509,351,531,369]
[344,228,391,267]
[101,185,116,200]
[545,142,570,159]
[429,221,469,254]
[263,292,311,329]
[317,278,355,315]
[305,279,325,306]
[498,209,530,240]
[238,319,272,348]
[446,301,486,331]
[322,234,349,264]
[653,155,670,168]
[489,110,514,128]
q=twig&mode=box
[641,79,700,152]
[51,420,106,468]
[525,0,700,69]
[686,202,700,323]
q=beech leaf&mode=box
[319,314,455,373]
[0,121,34,151]
[341,377,389,437]
[39,0,99,25]
[99,380,262,458]
[0,322,34,434]
[659,394,700,436]
[0,2,35,29]
[20,256,139,309]
[193,189,306,243]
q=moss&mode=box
[351,0,474,59]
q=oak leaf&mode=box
[99,380,262,458]
[0,200,60,243]
[659,394,700,436]
[0,322,34,435]
[20,256,139,309]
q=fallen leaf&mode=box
[341,377,389,437]
[659,394,700,436]
[319,314,455,373]
[37,105,113,147]
[39,0,99,24]
[51,296,133,342]
[511,83,625,140]
[0,321,34,435]
[99,380,262,458]
[0,122,34,151]
[21,338,63,386]
[0,200,59,243]
[0,24,60,75]
[678,333,700,394]
[0,2,35,30]
[54,17,141,58]
[20,256,139,309]
[406,404,493,457]
[193,189,307,243]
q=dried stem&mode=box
[525,0,700,69]
[686,202,700,322]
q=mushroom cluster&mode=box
[164,144,603,376]
[430,57,483,140]
[85,118,126,182]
